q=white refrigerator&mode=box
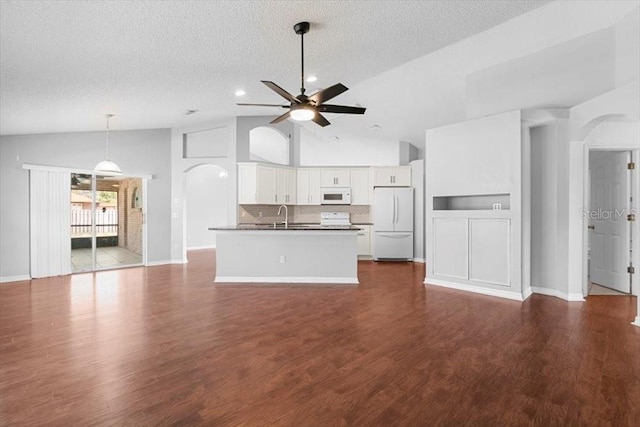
[373,187,414,260]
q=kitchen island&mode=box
[209,224,359,284]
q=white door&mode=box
[373,188,394,231]
[589,151,631,293]
[393,187,413,232]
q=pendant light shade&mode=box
[94,159,122,175]
[94,114,122,175]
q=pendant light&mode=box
[94,114,122,175]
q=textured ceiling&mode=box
[0,0,551,135]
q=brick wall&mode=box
[118,178,143,255]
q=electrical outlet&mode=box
[493,203,502,210]
[279,255,286,264]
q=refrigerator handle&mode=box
[394,194,399,224]
[392,193,396,225]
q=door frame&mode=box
[581,146,639,298]
[23,163,150,271]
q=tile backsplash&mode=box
[238,205,370,224]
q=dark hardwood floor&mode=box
[1,249,638,426]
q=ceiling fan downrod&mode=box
[294,22,310,97]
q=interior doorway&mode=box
[587,150,634,295]
[70,173,144,272]
[183,164,230,261]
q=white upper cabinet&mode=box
[297,168,322,205]
[350,168,370,205]
[238,163,294,205]
[321,169,351,187]
[276,167,297,205]
[372,166,411,187]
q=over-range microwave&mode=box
[320,187,351,205]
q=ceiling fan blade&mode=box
[237,103,288,108]
[308,83,348,105]
[270,111,292,124]
[262,81,301,104]
[312,113,331,127]
[319,104,366,115]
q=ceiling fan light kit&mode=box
[238,21,365,127]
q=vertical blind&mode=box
[29,170,71,278]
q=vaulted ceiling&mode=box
[0,0,551,136]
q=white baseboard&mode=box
[146,259,185,267]
[531,286,586,302]
[187,245,216,250]
[424,278,528,301]
[413,258,425,263]
[0,275,31,283]
[522,287,533,300]
[214,276,358,285]
[632,317,640,328]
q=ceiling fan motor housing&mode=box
[294,22,310,35]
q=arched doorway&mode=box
[184,164,230,255]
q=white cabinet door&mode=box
[321,169,351,187]
[373,167,411,187]
[238,163,258,204]
[256,165,277,204]
[307,169,321,205]
[296,169,321,205]
[285,168,297,204]
[357,225,371,256]
[350,169,370,205]
[297,169,310,205]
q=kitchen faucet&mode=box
[277,205,288,229]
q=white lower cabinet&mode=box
[356,225,372,257]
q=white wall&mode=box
[615,7,640,87]
[185,165,229,249]
[299,126,402,166]
[410,159,425,261]
[0,129,172,280]
[465,27,616,120]
[529,121,575,298]
[249,126,289,165]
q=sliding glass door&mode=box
[70,173,144,273]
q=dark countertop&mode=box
[210,223,361,231]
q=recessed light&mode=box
[235,89,246,96]
[306,75,317,83]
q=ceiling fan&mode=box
[237,21,365,127]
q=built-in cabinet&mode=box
[372,166,411,187]
[296,168,322,205]
[321,169,351,187]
